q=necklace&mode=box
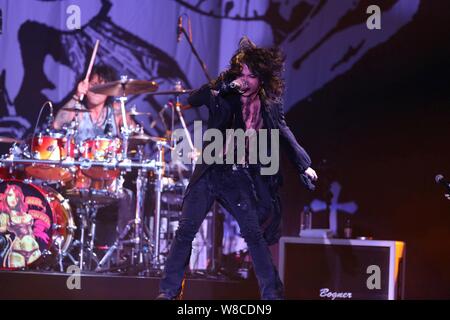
[90,106,106,127]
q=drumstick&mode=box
[79,39,100,101]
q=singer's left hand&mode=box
[305,167,318,181]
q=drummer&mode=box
[53,65,135,242]
[53,65,135,143]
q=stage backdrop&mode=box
[1,0,449,298]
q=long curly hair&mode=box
[78,64,117,106]
[215,37,286,104]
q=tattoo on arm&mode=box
[53,99,78,129]
[54,110,75,129]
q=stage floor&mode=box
[0,270,260,300]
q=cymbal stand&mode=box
[168,82,183,150]
[131,166,147,266]
[54,235,77,272]
[86,204,99,270]
[77,207,86,271]
[76,202,100,272]
[151,140,166,269]
[118,75,132,161]
[173,90,197,171]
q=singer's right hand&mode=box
[76,79,89,99]
[232,79,249,94]
[232,79,246,90]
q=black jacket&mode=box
[187,83,314,190]
[185,83,314,244]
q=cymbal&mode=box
[128,134,167,145]
[0,136,23,144]
[147,89,192,96]
[61,107,92,113]
[90,79,159,96]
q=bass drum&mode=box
[0,180,74,270]
[0,166,25,181]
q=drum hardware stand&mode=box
[77,208,87,270]
[75,202,100,271]
[132,167,148,266]
[56,238,64,272]
[150,140,166,270]
[53,235,76,272]
[96,166,150,274]
[87,204,99,270]
[56,237,78,272]
[0,156,157,171]
[48,206,78,272]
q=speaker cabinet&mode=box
[279,237,406,300]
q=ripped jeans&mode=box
[159,165,284,299]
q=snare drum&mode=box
[25,132,75,182]
[79,137,121,180]
[0,179,75,270]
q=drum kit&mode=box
[0,78,198,275]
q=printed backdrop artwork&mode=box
[0,0,419,140]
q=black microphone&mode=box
[177,15,183,43]
[0,8,3,35]
[435,174,450,193]
[229,80,241,90]
[219,80,243,95]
